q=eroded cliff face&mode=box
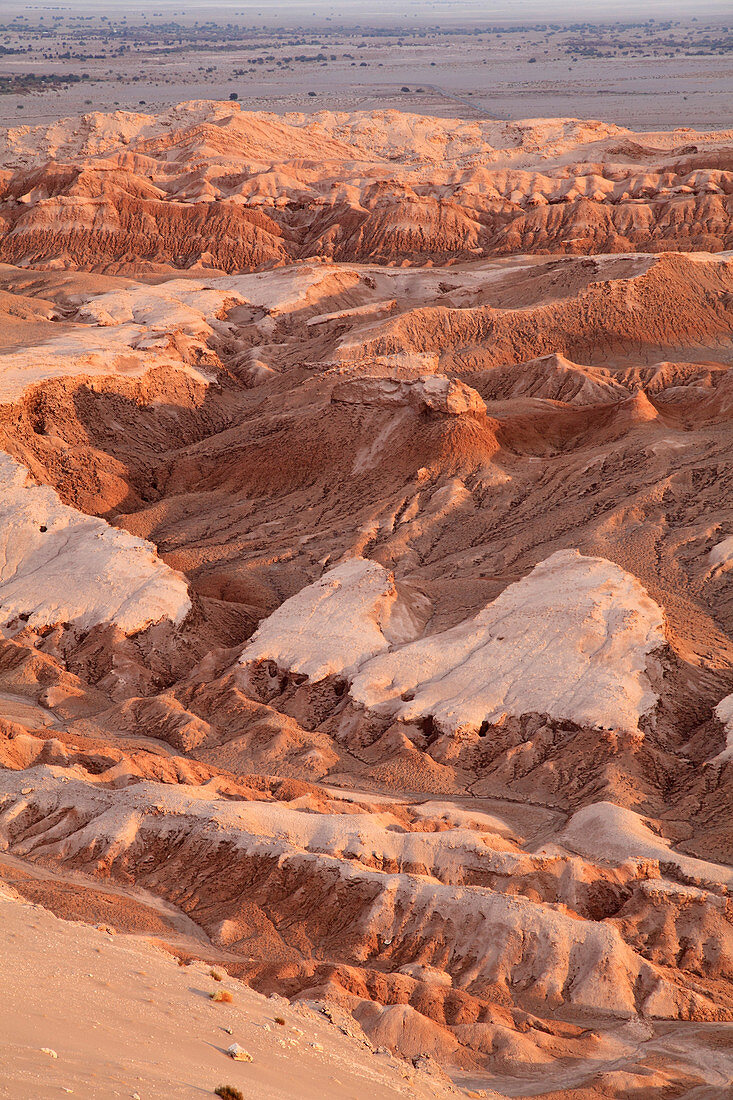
[0,103,732,1099]
[1,101,732,272]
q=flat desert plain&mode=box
[0,7,731,128]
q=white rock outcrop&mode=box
[708,535,733,577]
[0,454,190,633]
[352,550,665,733]
[241,549,665,734]
[226,1043,253,1062]
[559,801,733,887]
[331,374,486,416]
[239,557,428,683]
[711,692,733,763]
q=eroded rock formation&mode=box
[0,102,732,1099]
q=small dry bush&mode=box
[210,969,223,981]
[215,1087,243,1100]
[210,989,233,1003]
[274,1016,286,1026]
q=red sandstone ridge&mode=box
[0,103,732,1100]
[0,101,732,272]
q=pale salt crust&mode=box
[239,557,427,683]
[559,801,733,888]
[351,550,665,734]
[0,285,221,402]
[711,692,733,763]
[0,453,190,633]
[242,550,665,734]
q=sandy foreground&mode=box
[0,882,455,1100]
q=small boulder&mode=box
[226,1043,253,1062]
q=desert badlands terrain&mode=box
[0,100,732,1097]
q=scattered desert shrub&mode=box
[215,1087,243,1100]
[210,989,233,1003]
[210,969,223,981]
[274,1016,285,1026]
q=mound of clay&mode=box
[244,549,665,734]
[0,452,189,632]
[240,557,428,682]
